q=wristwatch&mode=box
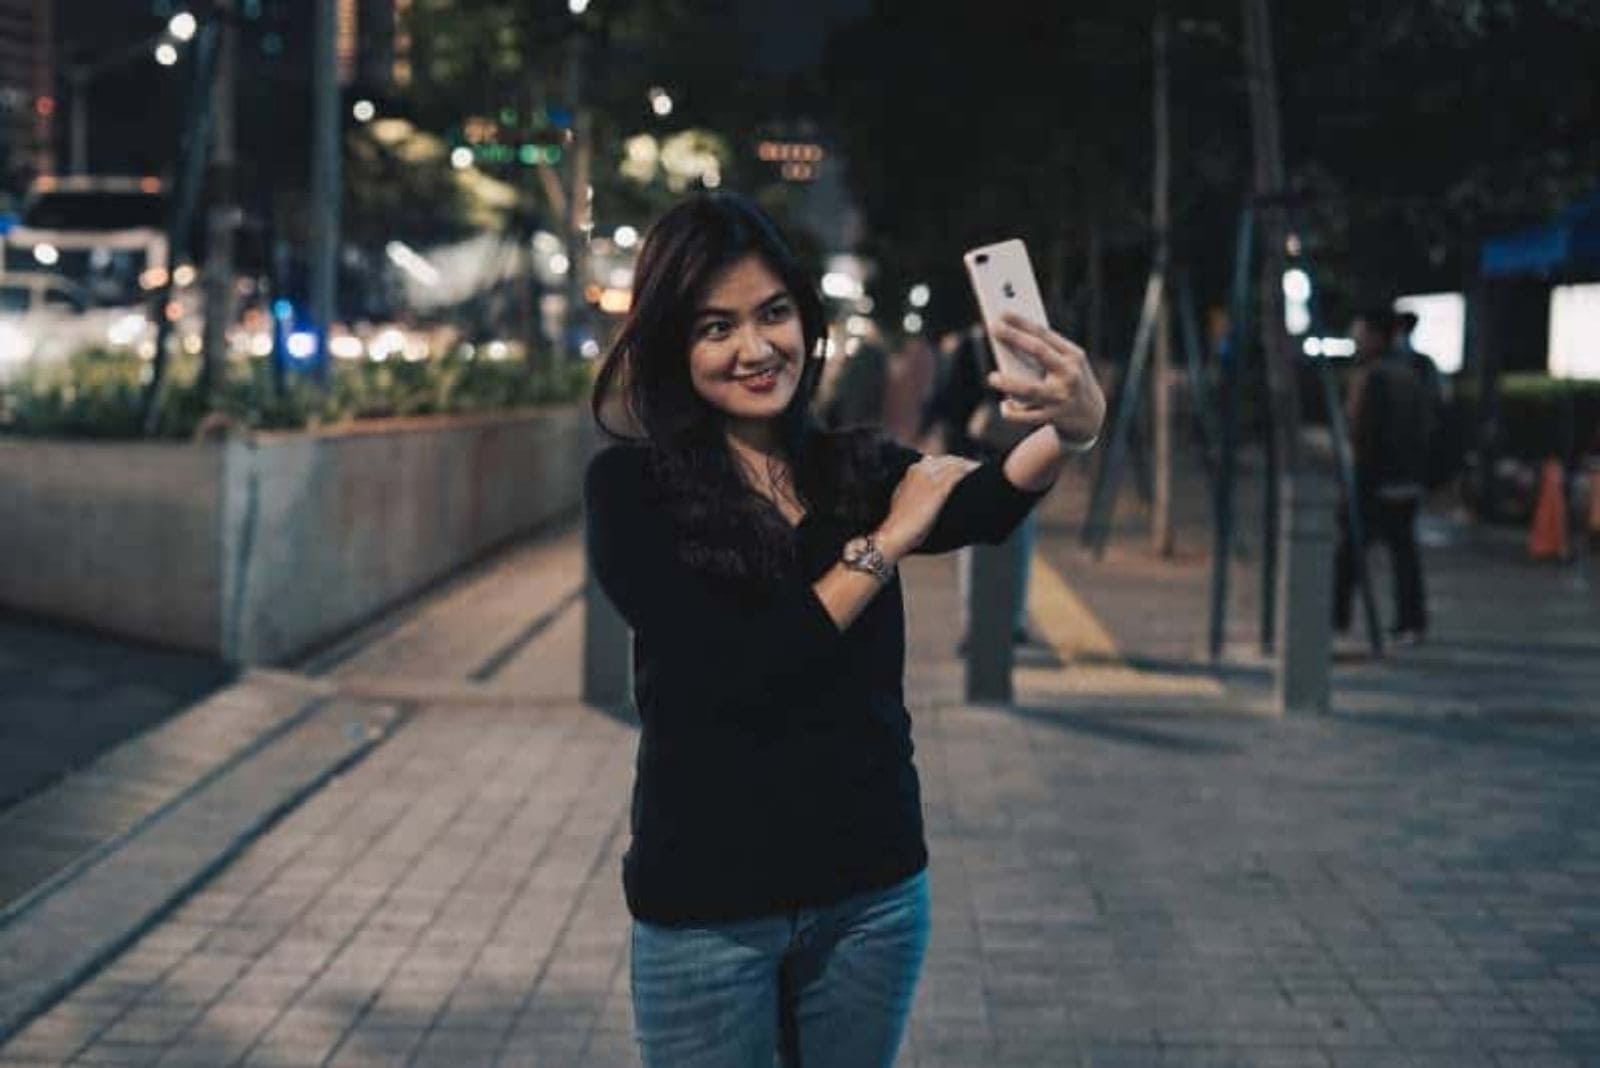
[841,533,895,583]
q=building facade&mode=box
[0,0,54,189]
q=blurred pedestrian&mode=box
[584,191,1104,1067]
[1395,308,1452,491]
[1335,306,1430,644]
[815,324,889,431]
[882,333,938,449]
[925,324,1046,648]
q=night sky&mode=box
[740,0,868,73]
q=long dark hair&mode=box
[590,192,891,582]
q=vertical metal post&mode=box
[1208,207,1252,662]
[1082,271,1163,557]
[1150,5,1175,557]
[1275,473,1336,715]
[68,68,87,175]
[965,535,1023,704]
[200,0,238,406]
[561,27,589,365]
[1176,271,1219,489]
[141,22,222,435]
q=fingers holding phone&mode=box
[964,238,1104,447]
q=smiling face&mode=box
[687,254,806,436]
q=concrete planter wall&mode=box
[0,407,593,664]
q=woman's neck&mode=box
[724,419,783,470]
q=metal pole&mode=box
[1275,473,1336,714]
[141,22,222,435]
[1260,364,1279,653]
[200,0,238,406]
[308,0,342,386]
[1208,208,1253,662]
[1081,271,1163,556]
[561,27,588,365]
[965,536,1022,705]
[1176,270,1220,489]
[1241,0,1305,668]
[1151,5,1175,557]
[68,68,87,175]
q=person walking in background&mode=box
[881,333,938,450]
[584,191,1104,1067]
[925,324,1047,649]
[1395,308,1453,492]
[815,324,889,432]
[1335,306,1431,645]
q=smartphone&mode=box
[963,239,1048,381]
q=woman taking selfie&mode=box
[584,192,1104,1067]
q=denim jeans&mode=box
[630,868,931,1067]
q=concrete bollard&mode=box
[964,531,1025,704]
[1274,472,1338,716]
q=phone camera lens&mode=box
[975,254,988,265]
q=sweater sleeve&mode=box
[878,440,1050,556]
[583,446,846,713]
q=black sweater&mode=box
[582,435,1048,925]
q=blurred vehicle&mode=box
[0,175,168,308]
[0,272,156,382]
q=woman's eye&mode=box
[761,303,793,324]
[701,321,731,340]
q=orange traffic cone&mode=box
[1528,458,1569,561]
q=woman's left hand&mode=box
[987,314,1107,448]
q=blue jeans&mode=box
[630,869,931,1067]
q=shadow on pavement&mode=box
[1327,708,1600,759]
[1000,704,1249,755]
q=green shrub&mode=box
[0,347,595,439]
[1457,373,1600,459]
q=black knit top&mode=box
[582,435,1047,925]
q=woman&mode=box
[584,192,1104,1067]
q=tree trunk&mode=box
[308,0,342,386]
[1240,0,1301,470]
[201,0,237,408]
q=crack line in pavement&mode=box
[467,584,585,683]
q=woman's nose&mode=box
[739,324,773,360]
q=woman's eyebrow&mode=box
[694,291,790,319]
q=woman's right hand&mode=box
[877,455,980,560]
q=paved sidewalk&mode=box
[3,471,1599,1066]
[0,612,235,819]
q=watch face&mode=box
[843,537,868,563]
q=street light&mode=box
[648,87,673,117]
[168,11,198,42]
[154,42,180,66]
[352,99,376,123]
[568,0,590,12]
